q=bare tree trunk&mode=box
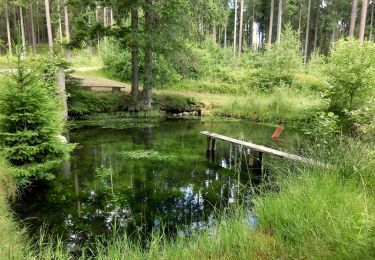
[304,0,312,64]
[58,3,63,43]
[5,1,12,56]
[233,0,238,56]
[298,2,303,33]
[268,0,274,46]
[20,7,27,53]
[359,0,368,43]
[142,0,154,110]
[45,0,54,54]
[238,0,244,55]
[349,0,358,37]
[96,5,101,57]
[64,4,71,60]
[110,7,114,26]
[252,0,256,49]
[30,3,37,55]
[331,0,337,46]
[370,0,374,41]
[313,1,320,52]
[103,6,107,50]
[224,18,228,48]
[212,24,217,42]
[276,0,283,43]
[87,5,93,57]
[131,8,139,101]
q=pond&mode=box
[13,119,301,249]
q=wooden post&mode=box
[56,68,68,123]
[248,149,255,167]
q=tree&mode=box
[304,0,312,64]
[233,0,238,55]
[30,2,37,55]
[359,0,368,43]
[5,0,12,55]
[45,0,53,54]
[268,0,274,46]
[370,0,374,41]
[276,0,283,43]
[349,0,358,37]
[64,2,71,59]
[130,4,139,102]
[238,0,244,56]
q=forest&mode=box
[0,0,375,259]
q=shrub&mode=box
[324,39,375,113]
[0,45,73,182]
[154,93,202,112]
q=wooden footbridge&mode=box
[201,131,324,167]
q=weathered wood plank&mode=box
[200,131,322,166]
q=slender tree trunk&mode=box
[370,0,374,41]
[13,5,17,31]
[213,24,217,42]
[103,6,107,49]
[349,0,358,37]
[5,1,12,56]
[238,0,244,55]
[131,8,139,102]
[36,2,40,44]
[58,3,63,43]
[268,0,274,46]
[359,0,368,43]
[304,0,312,64]
[45,0,54,54]
[276,0,283,43]
[96,5,101,57]
[20,7,27,53]
[30,3,37,55]
[87,5,93,57]
[110,7,114,26]
[313,1,320,52]
[233,0,238,56]
[142,0,154,110]
[224,18,228,48]
[252,0,256,49]
[64,5,71,60]
[331,0,337,45]
[298,2,303,36]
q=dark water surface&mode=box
[13,119,301,248]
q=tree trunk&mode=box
[64,5,71,60]
[233,0,238,55]
[130,8,139,101]
[96,5,101,57]
[370,0,374,41]
[268,0,274,46]
[276,0,283,43]
[331,0,337,45]
[349,0,358,37]
[58,3,63,43]
[359,0,368,43]
[45,0,54,54]
[212,24,217,42]
[252,0,256,49]
[110,7,114,26]
[238,0,244,55]
[5,0,12,56]
[103,6,108,49]
[224,19,227,48]
[313,1,320,52]
[142,0,154,110]
[20,7,27,53]
[87,5,93,57]
[30,3,37,55]
[304,0,312,64]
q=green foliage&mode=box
[324,39,375,113]
[0,46,72,182]
[303,112,341,141]
[154,93,202,112]
[122,150,178,162]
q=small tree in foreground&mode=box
[0,42,73,182]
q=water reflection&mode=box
[13,120,300,247]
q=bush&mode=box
[0,46,72,182]
[324,39,375,113]
[154,93,202,112]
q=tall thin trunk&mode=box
[20,7,27,53]
[331,0,337,45]
[87,5,93,57]
[58,3,63,43]
[64,5,71,59]
[370,0,374,41]
[276,0,283,43]
[110,7,114,26]
[5,1,12,56]
[252,0,256,49]
[45,0,54,54]
[96,5,101,57]
[359,0,368,43]
[36,2,40,44]
[238,0,244,55]
[304,0,312,64]
[233,0,238,55]
[268,0,274,46]
[131,8,139,101]
[349,0,358,37]
[13,5,17,31]
[103,6,107,49]
[142,0,154,110]
[313,1,320,52]
[212,24,217,42]
[298,2,303,36]
[224,18,228,47]
[30,3,37,55]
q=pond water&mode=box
[13,119,301,248]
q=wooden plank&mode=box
[200,131,322,166]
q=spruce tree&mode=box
[0,41,72,182]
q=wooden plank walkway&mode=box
[201,131,321,166]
